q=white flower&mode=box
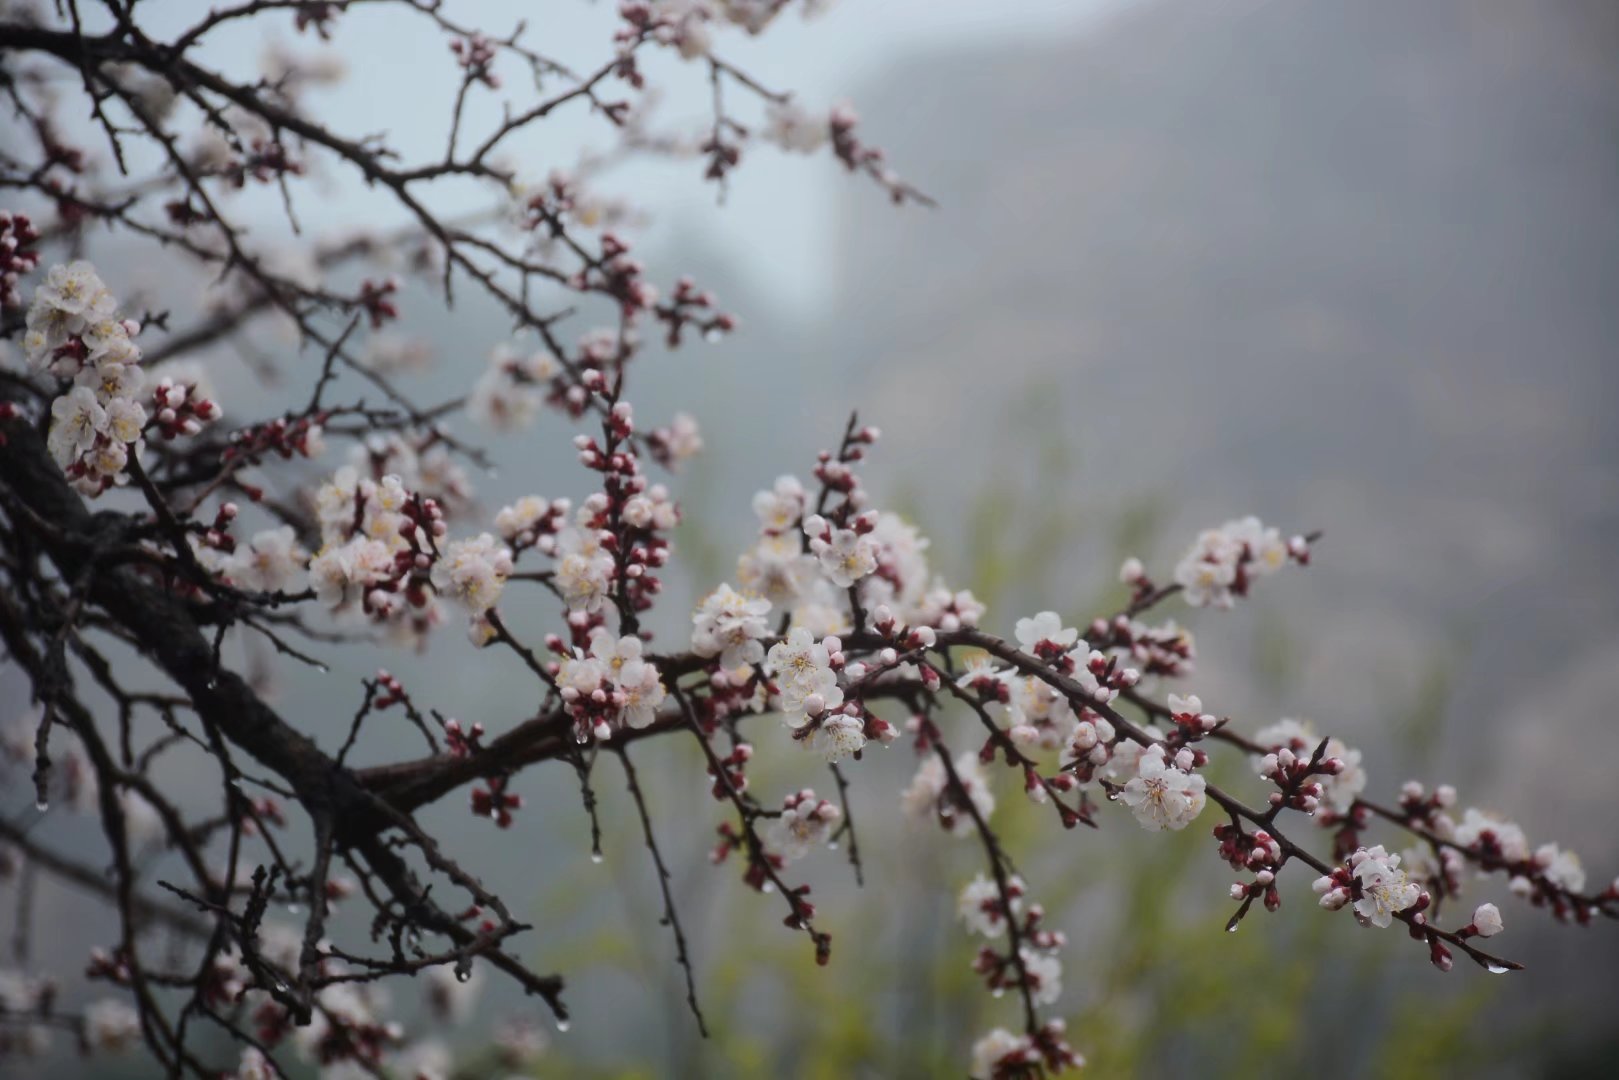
[809,712,866,762]
[810,528,876,589]
[46,385,107,466]
[35,260,105,318]
[1014,611,1079,653]
[554,525,615,613]
[221,527,309,594]
[616,656,667,729]
[657,412,703,467]
[763,789,840,861]
[557,652,606,698]
[1004,673,1077,748]
[902,753,994,836]
[1175,541,1238,608]
[970,1028,1032,1080]
[691,584,772,670]
[77,355,144,401]
[431,533,513,613]
[84,998,141,1054]
[1472,902,1504,938]
[1349,845,1422,928]
[864,513,932,617]
[103,397,146,444]
[737,533,817,607]
[763,101,829,153]
[1119,744,1206,831]
[765,627,843,717]
[467,344,545,430]
[1251,718,1366,814]
[1535,844,1586,893]
[1020,946,1062,1006]
[751,475,806,533]
[495,495,552,542]
[957,874,1021,937]
[310,538,393,608]
[1173,516,1295,608]
[1226,515,1290,576]
[1452,808,1530,863]
[786,579,852,638]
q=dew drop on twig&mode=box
[555,1019,570,1033]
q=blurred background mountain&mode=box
[6,0,1619,1076]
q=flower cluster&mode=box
[0,211,41,308]
[763,788,841,862]
[1252,717,1366,815]
[1172,515,1309,608]
[25,262,218,495]
[307,467,497,644]
[692,583,772,670]
[220,526,310,595]
[903,752,995,837]
[953,612,1139,757]
[467,342,560,430]
[958,873,1025,938]
[554,628,669,741]
[969,1022,1083,1080]
[1314,845,1425,928]
[969,885,1067,1006]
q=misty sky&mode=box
[82,0,1130,309]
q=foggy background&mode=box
[5,0,1619,1075]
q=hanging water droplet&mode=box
[34,798,49,812]
[205,677,219,690]
[1485,962,1511,975]
[554,1019,571,1033]
[703,327,723,344]
[590,852,604,865]
[455,968,471,984]
[314,663,330,673]
[1226,923,1239,933]
[761,882,775,894]
[991,987,1005,998]
[827,842,839,851]
[286,902,302,915]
